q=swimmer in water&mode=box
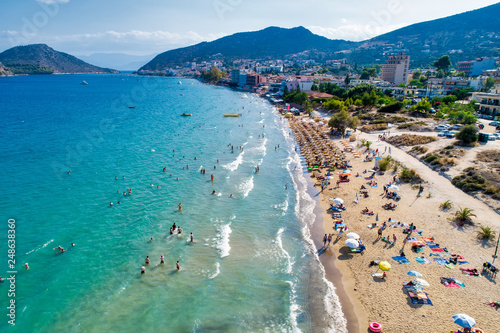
[190,233,194,243]
[178,203,182,210]
[117,201,121,204]
[145,256,150,265]
[141,266,146,274]
[24,263,29,270]
[212,190,216,195]
[160,255,164,264]
[71,243,75,247]
[149,237,153,242]
[110,202,113,206]
[115,176,118,180]
[178,227,182,234]
[176,261,180,270]
[229,194,233,198]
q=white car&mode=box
[438,131,446,137]
[450,124,463,130]
[445,131,457,138]
[435,125,448,131]
[490,133,500,140]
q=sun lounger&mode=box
[350,245,366,253]
[431,248,445,252]
[392,256,410,264]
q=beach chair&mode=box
[350,245,366,253]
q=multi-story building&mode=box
[457,57,496,77]
[245,74,266,87]
[231,69,240,83]
[381,52,410,85]
[473,88,500,118]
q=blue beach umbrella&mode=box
[407,270,422,277]
[452,313,476,328]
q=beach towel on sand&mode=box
[431,248,445,252]
[404,286,433,305]
[416,256,431,264]
[392,256,410,264]
[433,258,449,265]
[427,244,440,249]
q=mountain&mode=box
[140,26,356,71]
[357,2,500,67]
[77,53,156,71]
[0,44,118,74]
[0,62,13,76]
[141,3,500,71]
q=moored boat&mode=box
[181,113,192,116]
[223,114,241,117]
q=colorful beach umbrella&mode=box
[379,261,391,271]
[452,314,476,328]
[407,270,422,277]
[346,232,360,239]
[346,239,359,248]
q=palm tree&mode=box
[440,200,453,210]
[477,225,496,240]
[454,207,477,225]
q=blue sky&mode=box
[1,0,499,56]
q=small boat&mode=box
[80,80,88,85]
[181,113,192,117]
[223,114,242,117]
[128,106,136,109]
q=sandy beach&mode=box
[289,116,500,333]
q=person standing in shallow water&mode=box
[176,261,180,270]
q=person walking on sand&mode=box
[327,234,332,246]
[323,234,327,247]
[392,234,397,243]
[377,227,383,239]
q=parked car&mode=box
[489,121,499,126]
[490,133,500,140]
[487,134,497,141]
[438,131,446,137]
[450,124,463,130]
[445,131,457,138]
[484,115,494,120]
[429,108,437,114]
[476,123,485,130]
[435,125,448,131]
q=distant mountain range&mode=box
[140,26,355,71]
[141,2,500,70]
[77,53,156,71]
[0,44,118,74]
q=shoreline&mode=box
[284,113,500,332]
[305,173,364,333]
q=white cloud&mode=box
[35,0,69,4]
[0,29,227,55]
[307,24,405,42]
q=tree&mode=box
[200,66,224,84]
[433,55,451,72]
[483,77,496,92]
[354,99,363,107]
[436,69,445,78]
[456,125,478,144]
[412,70,421,80]
[328,109,358,135]
[454,207,476,225]
[311,83,318,91]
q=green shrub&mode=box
[424,155,439,163]
[400,167,421,183]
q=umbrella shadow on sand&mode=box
[337,246,355,260]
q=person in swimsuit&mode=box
[160,255,164,264]
[141,266,146,274]
[190,233,194,243]
[145,256,150,265]
[176,261,180,270]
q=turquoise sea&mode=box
[0,74,347,332]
